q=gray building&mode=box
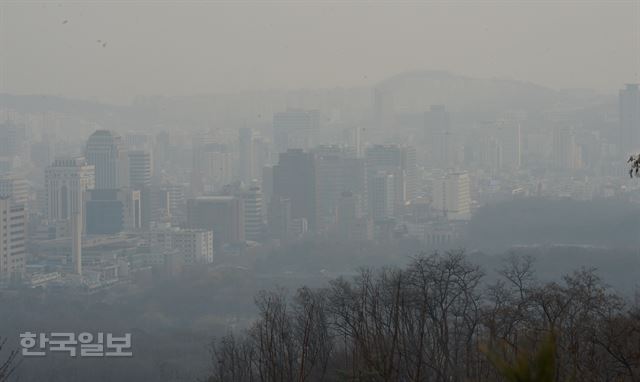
[85,130,129,189]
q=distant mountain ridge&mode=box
[375,70,561,113]
[0,72,594,128]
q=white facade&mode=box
[241,187,263,241]
[172,229,214,264]
[147,228,214,264]
[0,199,26,284]
[0,176,29,206]
[432,172,471,221]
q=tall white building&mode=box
[432,171,471,221]
[241,186,264,242]
[0,198,26,284]
[85,130,129,189]
[552,127,582,170]
[45,157,95,227]
[0,175,29,207]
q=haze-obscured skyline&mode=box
[1,1,639,104]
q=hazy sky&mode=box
[1,1,639,104]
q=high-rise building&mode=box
[186,196,245,247]
[273,109,320,153]
[424,105,460,168]
[373,87,395,129]
[85,189,141,234]
[0,176,29,207]
[342,127,363,158]
[368,171,395,220]
[335,191,372,240]
[272,149,316,230]
[128,150,153,227]
[0,121,26,159]
[85,130,129,189]
[432,171,471,221]
[164,183,186,225]
[552,127,582,170]
[240,186,264,242]
[0,198,26,284]
[620,84,640,153]
[313,147,367,231]
[128,150,152,189]
[365,144,417,215]
[45,157,95,228]
[125,132,152,150]
[267,196,291,241]
[194,143,233,193]
[238,128,255,184]
[71,212,82,275]
[150,188,171,224]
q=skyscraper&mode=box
[365,144,417,215]
[313,147,367,231]
[272,149,316,230]
[128,150,153,227]
[552,127,582,170]
[194,143,233,193]
[45,157,95,228]
[267,196,291,241]
[240,186,264,242]
[238,127,255,184]
[128,150,153,189]
[368,171,395,220]
[273,109,320,153]
[0,121,26,159]
[71,212,82,275]
[432,171,471,221]
[424,105,459,168]
[85,130,129,189]
[620,84,640,153]
[0,198,26,284]
[186,196,245,247]
[373,87,395,129]
[0,175,29,207]
[85,189,141,234]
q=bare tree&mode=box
[0,338,18,382]
[207,251,640,382]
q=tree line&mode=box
[207,252,640,382]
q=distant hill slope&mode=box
[0,93,124,115]
[467,198,640,251]
[0,72,571,128]
[375,70,561,113]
